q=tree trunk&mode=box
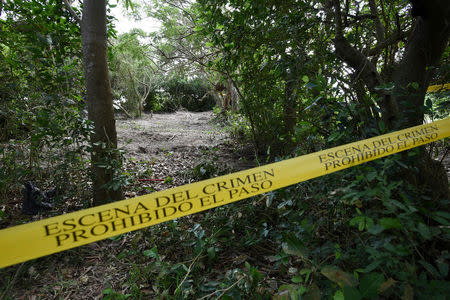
[82,0,124,205]
[391,0,450,129]
[330,0,449,199]
[390,0,450,199]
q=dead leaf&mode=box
[378,277,396,293]
[402,284,413,300]
[321,265,358,287]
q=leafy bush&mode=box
[0,0,91,205]
[149,76,216,112]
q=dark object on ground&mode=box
[22,182,54,215]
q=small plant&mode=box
[102,287,132,300]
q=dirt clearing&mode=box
[116,110,255,195]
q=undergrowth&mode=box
[93,151,449,299]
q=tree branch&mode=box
[331,0,382,93]
[368,0,385,42]
[62,0,81,26]
[367,30,409,56]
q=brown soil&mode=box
[116,111,255,196]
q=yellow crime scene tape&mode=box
[427,83,450,92]
[0,118,449,269]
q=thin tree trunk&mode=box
[283,78,297,137]
[82,0,124,205]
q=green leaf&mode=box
[368,224,384,235]
[302,75,309,83]
[333,290,344,300]
[366,171,377,182]
[207,246,216,259]
[433,212,450,225]
[378,120,386,132]
[359,273,384,298]
[108,234,122,241]
[417,223,432,240]
[379,218,402,230]
[300,268,312,282]
[282,234,309,259]
[436,258,449,277]
[245,261,251,270]
[435,211,450,219]
[103,288,114,295]
[419,260,441,278]
[343,285,362,300]
[350,216,374,231]
[291,275,303,283]
[363,260,381,273]
[321,266,358,287]
[143,246,159,259]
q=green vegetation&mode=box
[0,0,91,203]
[0,0,449,299]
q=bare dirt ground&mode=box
[116,110,255,196]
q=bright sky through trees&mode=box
[111,2,161,34]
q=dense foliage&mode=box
[0,0,91,203]
[0,0,448,299]
[110,30,215,115]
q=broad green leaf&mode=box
[417,223,432,240]
[282,234,309,259]
[366,171,377,182]
[436,258,449,277]
[350,216,374,231]
[359,273,384,298]
[368,224,384,235]
[435,211,450,219]
[363,260,381,273]
[343,286,362,300]
[207,246,216,259]
[379,218,402,230]
[419,260,441,278]
[333,290,344,300]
